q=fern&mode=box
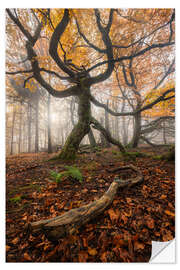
[50,171,63,183]
[50,166,83,184]
[64,166,83,183]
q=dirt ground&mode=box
[6,146,175,262]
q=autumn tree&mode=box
[6,8,175,159]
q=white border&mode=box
[1,1,179,269]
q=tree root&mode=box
[27,165,143,242]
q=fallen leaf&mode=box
[50,205,55,213]
[164,210,175,217]
[134,241,145,251]
[121,214,128,224]
[162,230,173,241]
[78,251,88,262]
[11,237,19,245]
[160,194,167,199]
[6,245,11,252]
[123,209,132,217]
[88,247,98,256]
[108,208,120,223]
[113,234,127,247]
[146,218,155,229]
[82,237,88,247]
[23,252,32,261]
[126,197,132,204]
[100,251,108,262]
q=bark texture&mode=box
[28,165,143,242]
[132,112,141,148]
[58,86,91,160]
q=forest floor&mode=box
[6,146,175,262]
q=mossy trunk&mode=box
[58,87,91,160]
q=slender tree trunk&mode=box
[121,100,128,146]
[104,100,111,147]
[163,121,167,144]
[88,127,96,147]
[10,106,16,155]
[58,88,91,160]
[27,102,32,153]
[122,116,128,145]
[114,101,119,141]
[100,117,106,147]
[44,129,47,148]
[18,104,22,153]
[132,112,141,148]
[35,99,39,153]
[47,93,53,153]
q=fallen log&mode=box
[27,165,143,242]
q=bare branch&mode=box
[75,16,105,54]
[87,41,175,73]
[113,9,175,50]
[23,75,34,87]
[88,9,115,85]
[141,116,175,134]
[6,69,33,75]
[49,9,75,77]
[6,9,34,43]
[90,87,175,116]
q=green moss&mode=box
[83,161,98,171]
[94,146,101,152]
[153,155,163,160]
[112,150,119,155]
[50,166,83,184]
[10,195,21,204]
[125,143,133,149]
[9,184,41,196]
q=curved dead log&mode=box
[28,165,143,241]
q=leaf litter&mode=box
[6,146,175,262]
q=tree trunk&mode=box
[104,100,111,147]
[132,112,141,148]
[18,104,22,154]
[10,106,16,155]
[35,99,39,153]
[58,88,91,160]
[163,121,167,144]
[100,117,107,147]
[28,165,143,242]
[47,93,53,153]
[88,127,96,148]
[27,102,32,153]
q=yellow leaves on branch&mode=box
[33,9,97,69]
[143,80,175,117]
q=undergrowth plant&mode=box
[50,165,83,184]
